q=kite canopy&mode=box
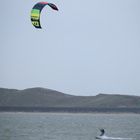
[31,2,58,29]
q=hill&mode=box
[0,87,140,113]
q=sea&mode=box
[0,112,139,140]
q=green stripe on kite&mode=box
[31,9,40,14]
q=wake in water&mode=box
[96,136,133,140]
[95,129,133,140]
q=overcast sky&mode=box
[0,0,140,96]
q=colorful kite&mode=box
[31,2,58,29]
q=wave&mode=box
[95,135,133,140]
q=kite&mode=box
[31,2,58,29]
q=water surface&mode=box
[0,113,139,140]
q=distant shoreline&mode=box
[0,107,140,114]
[1,88,140,114]
[0,112,140,116]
